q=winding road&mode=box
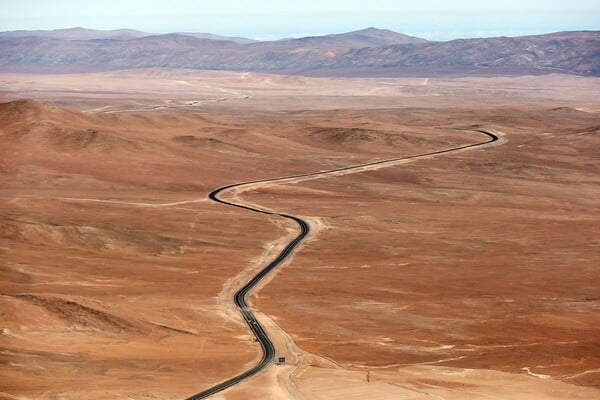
[185,129,501,400]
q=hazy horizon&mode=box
[2,25,599,42]
[2,1,599,41]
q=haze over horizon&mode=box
[2,0,599,41]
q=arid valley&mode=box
[1,67,599,399]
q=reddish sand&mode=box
[0,70,599,399]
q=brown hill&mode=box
[0,100,139,153]
[269,27,427,48]
[0,28,597,76]
[0,99,65,124]
[325,31,600,76]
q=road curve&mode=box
[185,129,500,400]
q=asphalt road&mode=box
[185,129,499,400]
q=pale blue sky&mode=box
[1,0,598,40]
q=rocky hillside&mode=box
[0,27,597,76]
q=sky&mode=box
[1,0,598,40]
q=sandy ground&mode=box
[1,69,599,399]
[1,69,600,112]
[243,109,600,398]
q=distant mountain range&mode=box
[0,26,257,44]
[1,27,598,76]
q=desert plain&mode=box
[1,70,599,399]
